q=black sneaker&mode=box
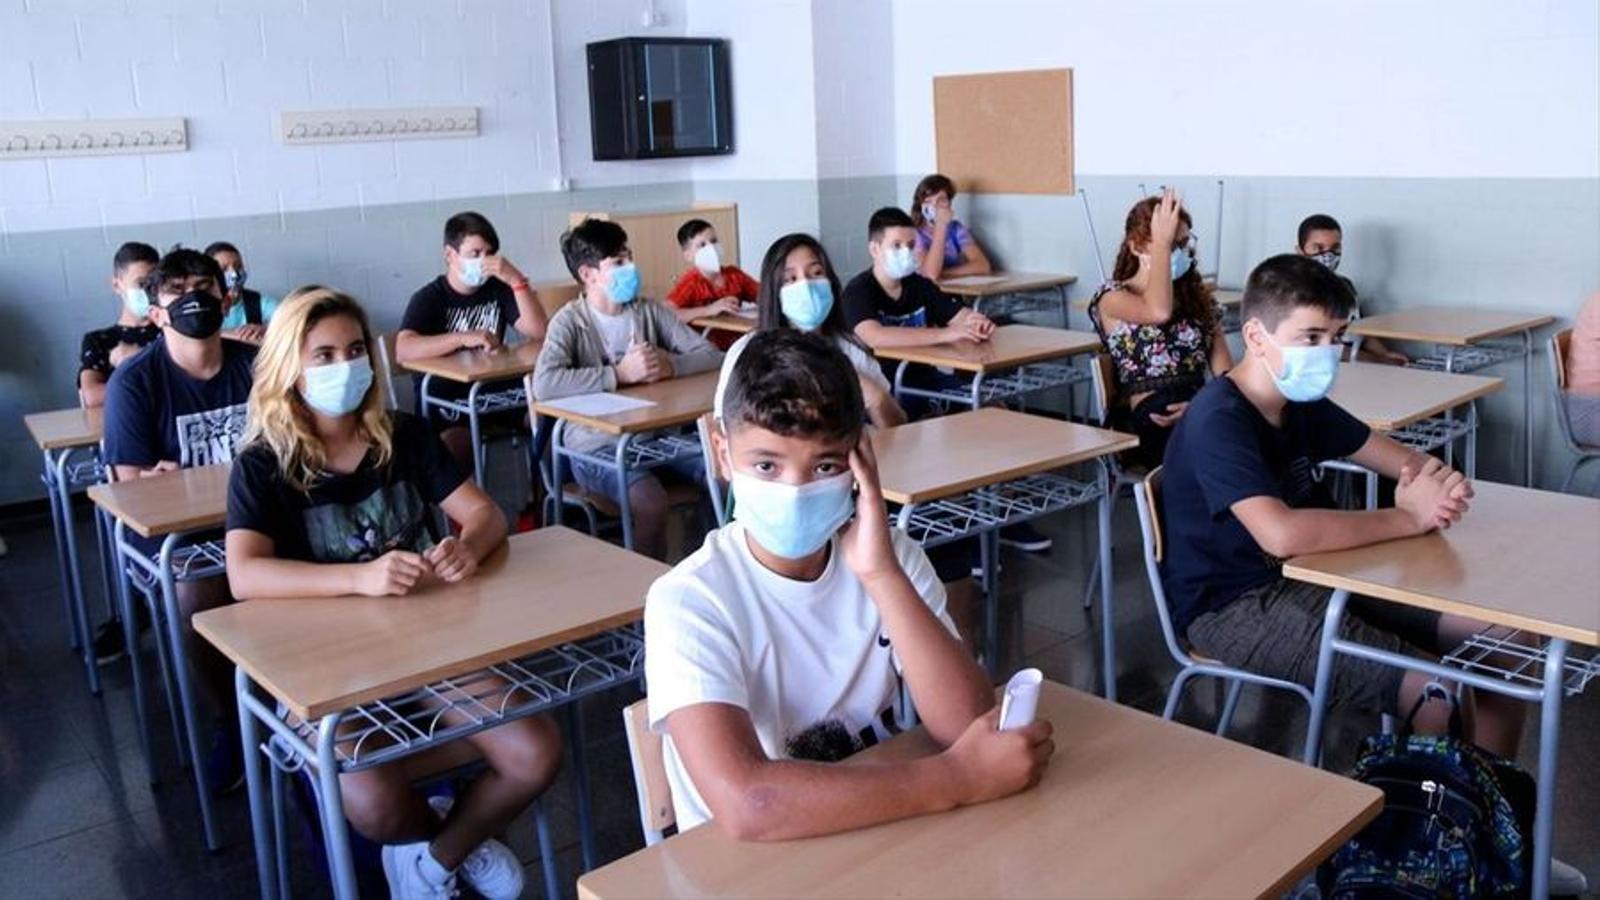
[92,620,128,665]
[204,725,245,796]
[998,523,1053,553]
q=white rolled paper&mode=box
[997,667,1043,731]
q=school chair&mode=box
[1548,329,1600,494]
[622,699,676,846]
[1133,467,1317,755]
[1078,353,1142,609]
[374,332,403,411]
[696,413,729,526]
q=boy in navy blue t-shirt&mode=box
[103,246,256,790]
[1159,254,1524,757]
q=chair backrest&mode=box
[1133,466,1191,664]
[375,332,402,411]
[621,699,675,846]
[1548,329,1580,451]
[534,280,581,321]
[696,412,730,526]
[1088,352,1116,427]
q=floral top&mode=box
[1088,281,1217,396]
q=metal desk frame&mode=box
[417,374,526,488]
[547,420,700,551]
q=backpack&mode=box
[1320,684,1532,899]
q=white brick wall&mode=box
[0,0,574,236]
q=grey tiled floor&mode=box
[1,489,1595,898]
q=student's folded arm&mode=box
[511,290,549,341]
[864,567,992,745]
[942,238,992,277]
[658,309,724,375]
[1096,285,1176,326]
[852,319,950,349]
[224,528,366,599]
[1347,431,1430,482]
[666,702,964,841]
[438,480,507,561]
[531,333,616,399]
[860,376,908,427]
[1229,495,1420,560]
[394,329,465,363]
[78,369,108,408]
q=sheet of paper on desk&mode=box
[943,275,1008,286]
[540,393,657,416]
[734,308,758,318]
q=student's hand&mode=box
[227,324,267,344]
[138,460,181,478]
[651,348,675,381]
[1147,402,1190,428]
[940,708,1055,806]
[1381,349,1411,366]
[839,433,899,583]
[614,343,656,385]
[708,296,742,316]
[424,536,478,583]
[356,550,433,596]
[483,255,524,287]
[1396,458,1472,532]
[108,341,142,367]
[1150,188,1183,249]
[931,202,954,229]
[459,329,501,352]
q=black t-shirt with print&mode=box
[400,275,523,418]
[840,270,962,331]
[225,412,467,563]
[79,323,161,383]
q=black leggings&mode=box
[1113,384,1199,470]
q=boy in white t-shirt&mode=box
[644,329,1054,838]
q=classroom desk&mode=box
[194,527,670,900]
[89,463,232,851]
[688,308,757,336]
[577,681,1382,900]
[23,405,109,694]
[530,370,720,551]
[406,341,543,487]
[938,271,1077,326]
[875,324,1102,414]
[1323,363,1504,506]
[874,408,1138,696]
[1287,482,1600,898]
[1348,308,1554,486]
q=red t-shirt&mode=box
[667,266,761,349]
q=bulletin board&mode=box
[933,68,1074,194]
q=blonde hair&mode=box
[244,286,392,491]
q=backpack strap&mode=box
[1401,680,1465,739]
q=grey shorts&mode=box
[1186,579,1442,714]
[570,454,704,504]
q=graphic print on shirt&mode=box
[176,403,249,466]
[880,307,929,328]
[783,703,902,763]
[302,482,439,563]
[442,300,503,335]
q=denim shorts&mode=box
[570,454,705,504]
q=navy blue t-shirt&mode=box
[1158,376,1370,634]
[103,336,258,469]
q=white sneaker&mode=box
[426,794,525,900]
[381,840,459,899]
[1550,857,1588,896]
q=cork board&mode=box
[933,68,1074,195]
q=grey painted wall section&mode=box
[3,173,1596,504]
[0,181,695,505]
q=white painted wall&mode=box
[890,0,1600,179]
[812,0,897,179]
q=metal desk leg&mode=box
[563,703,597,872]
[1057,283,1070,329]
[1097,462,1116,702]
[114,520,157,783]
[238,667,277,900]
[314,714,360,900]
[1464,403,1479,479]
[96,507,119,625]
[157,534,221,851]
[43,455,77,651]
[52,448,99,694]
[467,381,486,488]
[550,421,567,529]
[969,372,983,410]
[1530,637,1568,899]
[533,799,561,900]
[892,360,910,404]
[1522,329,1534,487]
[615,435,636,552]
[1364,471,1378,510]
[1301,589,1350,767]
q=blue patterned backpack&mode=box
[1320,684,1532,898]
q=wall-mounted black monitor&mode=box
[587,37,733,160]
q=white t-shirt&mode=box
[593,307,634,364]
[715,332,891,417]
[644,522,954,831]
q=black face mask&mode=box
[164,290,224,340]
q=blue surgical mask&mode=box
[1264,333,1342,402]
[731,470,855,559]
[779,278,833,331]
[459,256,487,288]
[881,245,917,280]
[122,286,150,318]
[301,357,374,416]
[1169,248,1194,281]
[607,262,640,304]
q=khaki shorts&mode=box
[1186,578,1442,714]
